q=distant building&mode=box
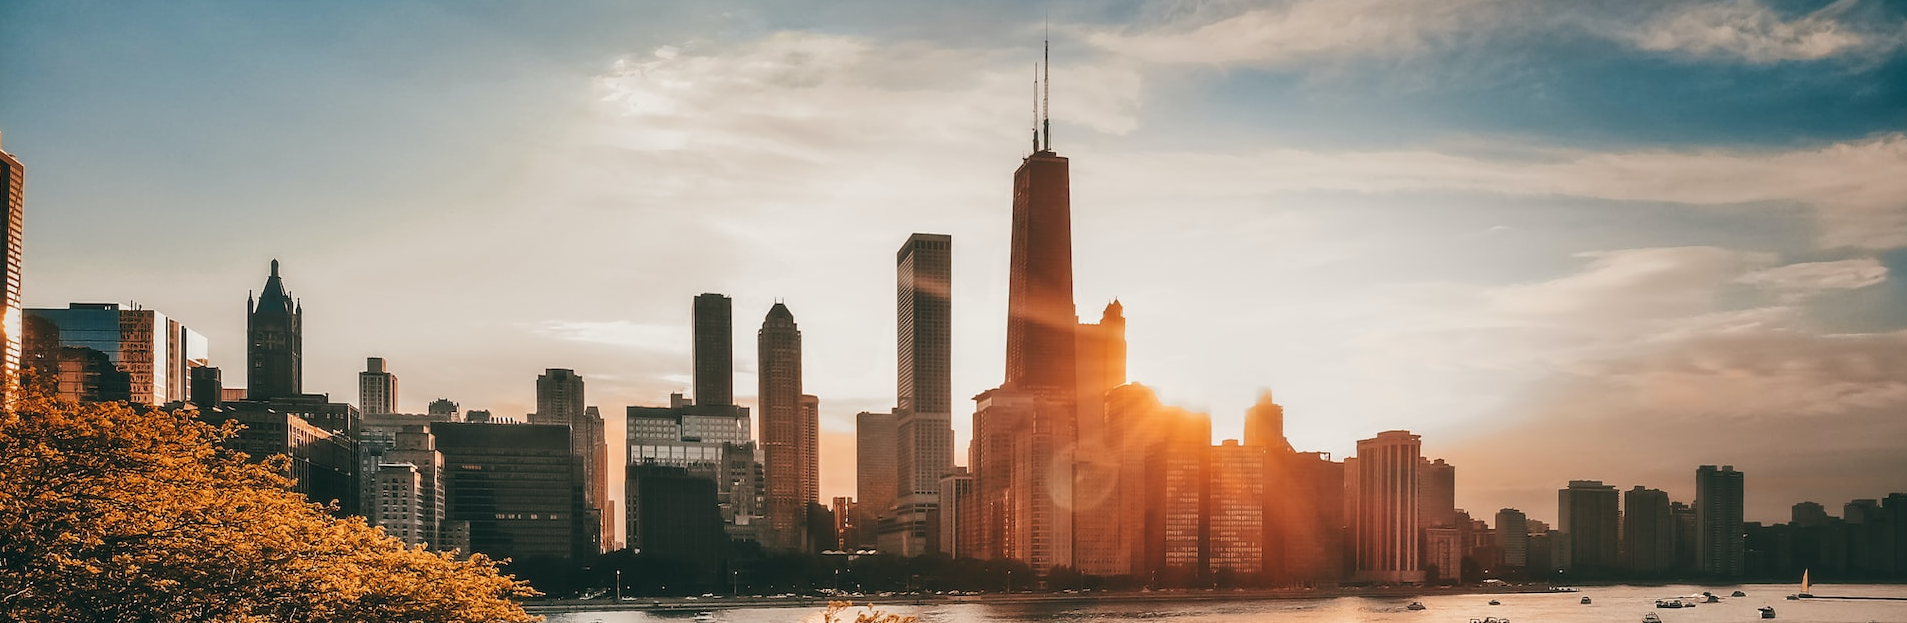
[937,467,975,557]
[1623,486,1675,576]
[1496,508,1530,571]
[1559,480,1620,576]
[435,422,591,562]
[529,369,607,554]
[1791,501,1831,528]
[626,394,760,546]
[1417,458,1457,530]
[757,303,813,552]
[1424,526,1462,583]
[201,397,358,515]
[428,398,458,419]
[854,410,897,549]
[371,425,446,549]
[893,233,956,558]
[358,357,397,415]
[1,136,24,390]
[693,293,733,408]
[1696,465,1745,577]
[1208,439,1266,582]
[357,410,457,517]
[24,303,209,404]
[246,260,302,401]
[831,496,858,550]
[1352,430,1425,583]
[1071,301,1128,576]
[626,464,726,587]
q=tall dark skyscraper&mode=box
[1003,148,1077,397]
[693,293,733,407]
[1559,480,1620,576]
[1696,464,1745,576]
[532,368,606,553]
[534,368,585,425]
[1623,485,1675,576]
[0,135,22,388]
[246,260,301,401]
[758,302,813,551]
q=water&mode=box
[545,584,1907,623]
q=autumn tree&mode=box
[0,382,541,623]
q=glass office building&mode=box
[24,303,209,404]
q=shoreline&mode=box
[524,584,1565,614]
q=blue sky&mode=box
[4,0,1905,525]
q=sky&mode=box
[3,0,1906,529]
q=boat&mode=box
[1732,590,1747,597]
[1488,599,1501,605]
[1760,606,1776,619]
[1655,598,1687,608]
[1406,601,1426,611]
[1580,596,1592,604]
[692,613,717,623]
[1798,569,1813,598]
[1703,592,1720,603]
[1643,614,1661,623]
[1467,618,1509,623]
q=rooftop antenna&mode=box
[1042,18,1051,152]
[1032,62,1041,153]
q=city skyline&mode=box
[5,0,1907,526]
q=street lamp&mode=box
[615,569,622,602]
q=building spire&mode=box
[270,258,279,277]
[1042,20,1051,152]
[1032,62,1041,153]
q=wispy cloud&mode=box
[1626,0,1895,63]
[1086,0,1518,68]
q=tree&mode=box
[0,383,540,623]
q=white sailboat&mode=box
[1800,569,1812,598]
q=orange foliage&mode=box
[0,382,541,622]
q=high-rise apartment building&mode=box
[246,260,301,401]
[359,357,397,415]
[1,136,23,390]
[693,293,733,407]
[372,425,445,548]
[1623,485,1675,576]
[1352,430,1425,583]
[1559,480,1620,576]
[1418,458,1457,530]
[435,422,591,562]
[1209,439,1266,580]
[1696,464,1745,576]
[24,303,208,404]
[758,303,813,551]
[1497,508,1530,571]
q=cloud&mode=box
[1087,0,1517,68]
[1736,257,1889,301]
[1085,134,1907,249]
[524,320,690,353]
[1626,0,1890,63]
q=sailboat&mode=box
[1787,569,1812,600]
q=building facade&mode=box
[1623,486,1675,576]
[359,357,397,415]
[1559,480,1620,576]
[1,137,23,390]
[24,303,208,405]
[693,293,733,408]
[435,422,591,562]
[1352,430,1425,583]
[757,303,813,551]
[1696,465,1745,576]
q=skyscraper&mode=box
[1623,485,1675,576]
[359,357,397,415]
[1352,430,1425,583]
[693,293,733,407]
[1003,146,1076,398]
[1497,508,1530,571]
[1418,458,1457,530]
[0,135,22,390]
[246,260,301,401]
[1696,464,1745,576]
[758,302,812,551]
[24,303,208,405]
[1558,480,1620,576]
[892,233,955,557]
[531,369,605,553]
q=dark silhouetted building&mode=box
[202,398,358,515]
[856,409,897,549]
[758,303,813,551]
[1,136,23,389]
[529,368,607,553]
[1418,458,1457,531]
[1559,480,1619,577]
[627,464,726,587]
[246,260,301,401]
[1791,501,1832,528]
[359,357,396,415]
[1696,465,1744,577]
[435,422,590,562]
[1352,430,1424,583]
[627,392,759,547]
[1623,486,1675,576]
[1497,508,1529,573]
[693,293,733,408]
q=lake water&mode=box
[546,584,1907,623]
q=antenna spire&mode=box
[1033,62,1041,153]
[1042,20,1051,152]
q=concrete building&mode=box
[1696,465,1745,576]
[938,467,975,557]
[246,260,302,401]
[1496,508,1530,572]
[358,357,397,415]
[1418,458,1457,530]
[1623,486,1675,576]
[1209,440,1266,582]
[24,303,208,405]
[626,464,727,587]
[758,303,814,552]
[1352,430,1425,583]
[626,394,759,546]
[529,368,608,553]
